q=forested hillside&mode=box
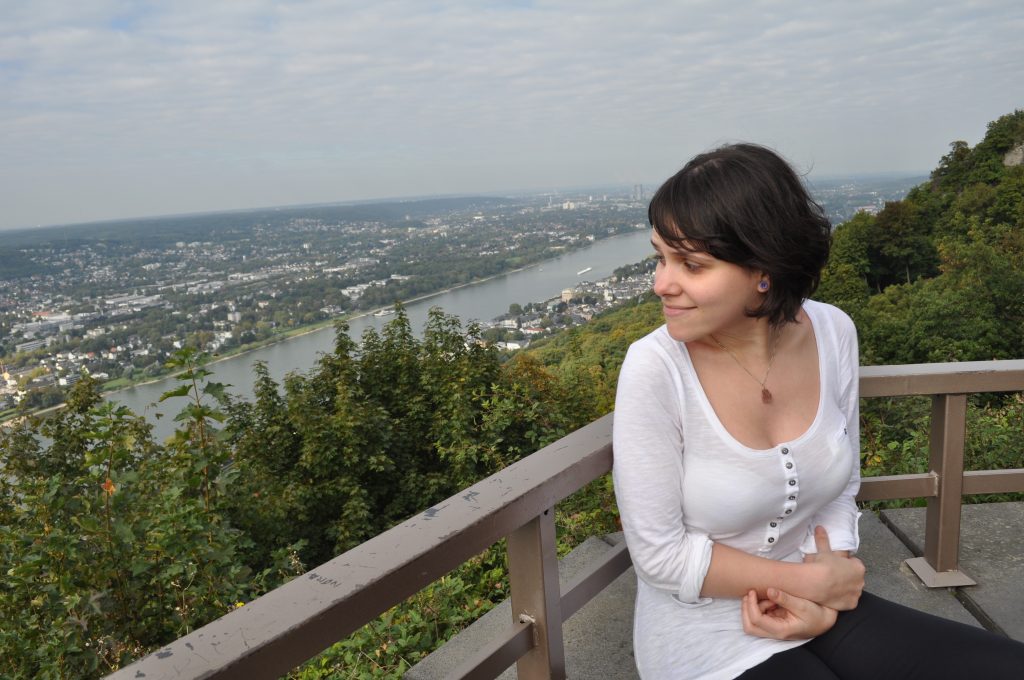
[818,110,1024,364]
[1,111,1022,678]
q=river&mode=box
[107,227,654,440]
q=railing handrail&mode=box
[860,358,1024,396]
[110,360,1024,680]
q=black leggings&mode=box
[736,592,1024,679]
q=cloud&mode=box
[1,0,1022,228]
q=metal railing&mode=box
[854,360,1024,587]
[110,359,1024,680]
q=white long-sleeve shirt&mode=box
[612,300,862,680]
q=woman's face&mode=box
[650,228,765,343]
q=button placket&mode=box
[773,444,798,545]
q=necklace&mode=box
[710,331,779,404]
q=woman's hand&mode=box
[802,526,864,610]
[741,588,838,641]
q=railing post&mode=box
[507,508,566,680]
[905,394,977,587]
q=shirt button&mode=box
[788,479,796,486]
[788,495,796,500]
[781,447,789,455]
[770,522,777,527]
[768,537,775,543]
[785,462,793,469]
[785,509,792,514]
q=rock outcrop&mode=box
[1004,143,1024,167]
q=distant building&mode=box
[15,339,46,353]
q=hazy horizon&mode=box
[0,170,930,235]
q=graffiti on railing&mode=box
[308,573,342,588]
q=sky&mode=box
[1,1,1022,231]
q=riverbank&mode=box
[101,259,548,394]
[0,401,67,428]
[1,239,592,427]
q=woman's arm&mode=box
[701,525,864,610]
[613,341,718,603]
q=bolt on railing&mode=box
[109,359,1024,680]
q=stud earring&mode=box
[758,280,770,292]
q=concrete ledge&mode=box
[857,511,980,627]
[881,502,1024,640]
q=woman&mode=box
[612,144,1024,679]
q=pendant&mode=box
[761,388,773,404]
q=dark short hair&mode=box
[648,143,831,326]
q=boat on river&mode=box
[577,267,592,276]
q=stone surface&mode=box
[857,511,981,627]
[881,502,1024,641]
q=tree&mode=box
[859,222,1024,364]
[819,211,874,306]
[871,200,935,285]
[220,361,307,570]
[932,140,971,189]
[217,306,597,571]
[0,377,254,678]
